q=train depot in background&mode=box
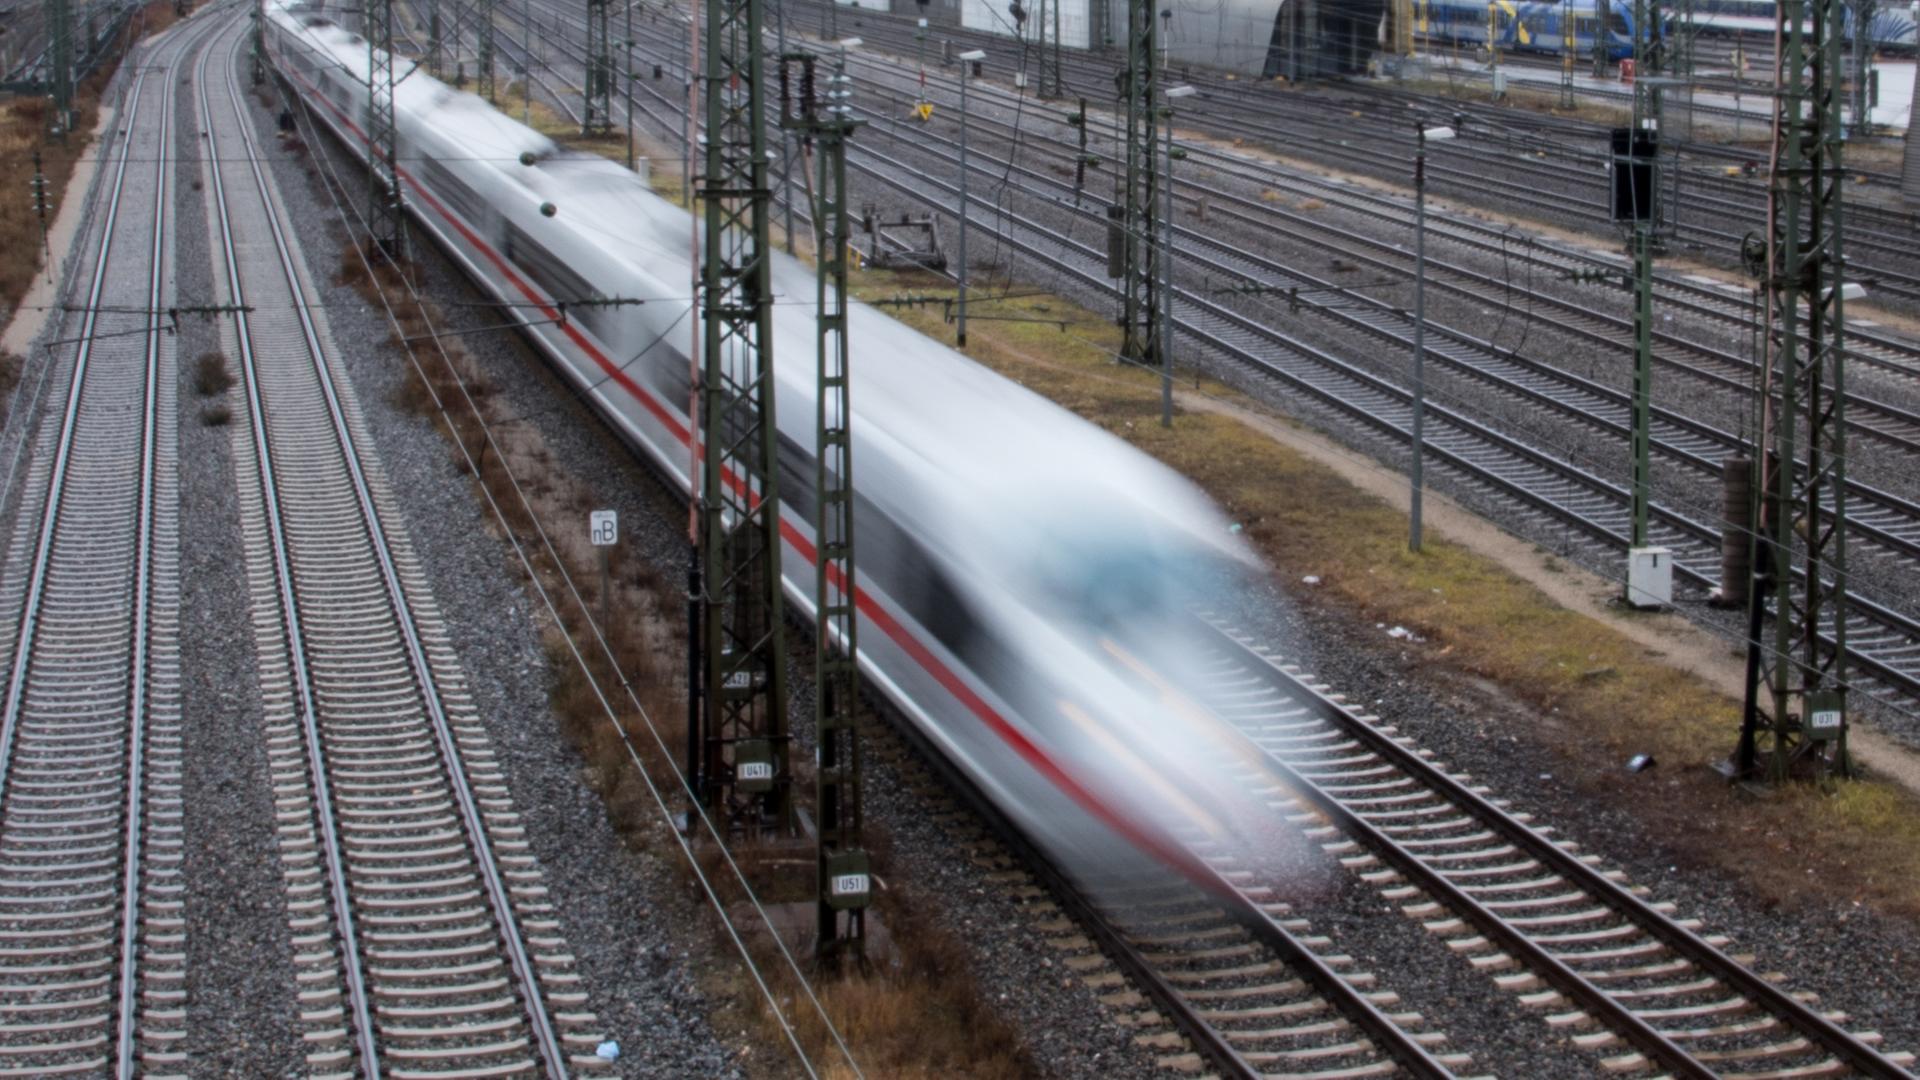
[852,0,1919,128]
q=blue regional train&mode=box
[1415,0,1674,60]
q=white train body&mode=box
[264,1,1280,887]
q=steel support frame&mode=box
[699,0,793,832]
[1736,0,1851,782]
[1117,0,1158,366]
[1851,0,1875,135]
[585,0,613,135]
[477,0,496,100]
[252,1,265,85]
[366,0,406,255]
[1038,0,1064,99]
[780,51,868,966]
[1560,0,1575,108]
[47,0,73,136]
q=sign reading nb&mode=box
[589,510,617,546]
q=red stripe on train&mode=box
[277,47,1226,893]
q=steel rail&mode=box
[763,0,1920,303]
[218,19,568,1074]
[583,12,1920,709]
[867,65,1920,439]
[0,59,148,814]
[0,42,164,1078]
[812,86,1920,591]
[114,29,174,1077]
[779,129,1920,705]
[322,18,1453,1074]
[196,30,385,1078]
[1196,618,1917,1079]
[875,675,1459,1080]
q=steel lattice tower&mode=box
[476,0,496,100]
[779,51,869,965]
[1038,0,1064,99]
[1851,0,1875,135]
[252,1,265,85]
[1117,0,1158,365]
[46,0,72,137]
[364,0,406,255]
[1735,0,1851,781]
[698,0,792,832]
[584,0,613,135]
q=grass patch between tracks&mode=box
[843,260,1920,921]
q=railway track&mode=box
[197,14,604,1074]
[811,71,1920,593]
[484,0,1920,719]
[0,13,212,1073]
[320,7,1920,1074]
[561,15,1920,718]
[1183,617,1918,1078]
[776,0,1920,307]
[870,640,1472,1080]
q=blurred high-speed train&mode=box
[263,1,1283,887]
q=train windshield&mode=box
[1607,8,1630,33]
[1024,531,1238,632]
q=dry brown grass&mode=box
[845,260,1920,920]
[193,351,233,397]
[338,233,1034,1076]
[0,2,181,325]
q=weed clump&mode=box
[193,351,233,396]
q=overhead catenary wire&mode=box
[267,43,863,1079]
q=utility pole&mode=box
[1627,0,1661,580]
[698,0,792,832]
[46,0,72,138]
[477,0,496,100]
[1409,120,1454,552]
[1117,0,1159,367]
[585,0,613,135]
[778,46,871,969]
[1733,0,1852,782]
[956,49,984,347]
[366,0,406,257]
[429,0,443,76]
